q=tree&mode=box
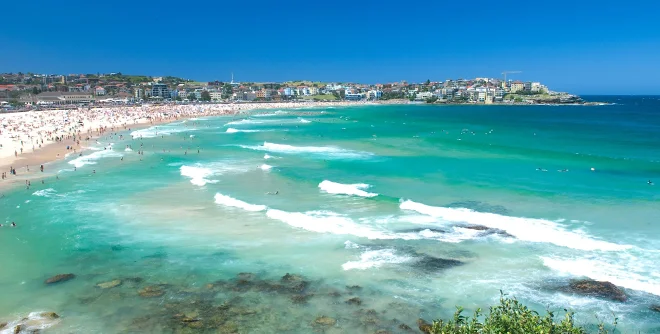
[425,79,431,86]
[200,90,211,101]
[222,84,233,99]
[188,93,196,101]
[425,96,438,104]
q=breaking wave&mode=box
[399,200,631,252]
[226,128,261,133]
[214,193,267,212]
[342,249,413,270]
[180,165,217,186]
[318,180,378,197]
[68,150,123,168]
[240,142,372,159]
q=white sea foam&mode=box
[542,256,660,296]
[344,240,361,249]
[131,126,194,138]
[253,112,279,117]
[214,193,267,212]
[32,188,57,197]
[259,164,273,171]
[399,200,631,252]
[298,117,311,123]
[318,180,378,198]
[342,249,413,270]
[68,150,123,168]
[0,311,61,334]
[241,142,372,159]
[266,209,389,239]
[226,128,261,133]
[180,166,217,186]
[224,119,263,126]
[264,154,272,160]
[124,147,133,152]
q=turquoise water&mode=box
[1,98,660,333]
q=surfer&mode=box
[648,180,654,185]
[11,222,16,227]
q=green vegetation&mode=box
[425,96,438,103]
[200,90,211,101]
[187,93,196,101]
[425,294,617,334]
[299,94,337,101]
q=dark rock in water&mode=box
[110,245,125,251]
[138,286,165,298]
[412,255,463,272]
[237,272,255,281]
[290,294,314,304]
[0,322,6,330]
[13,324,22,334]
[346,285,362,291]
[281,273,304,283]
[447,200,509,215]
[217,321,239,334]
[417,319,432,334]
[399,228,446,234]
[462,225,514,238]
[123,277,144,283]
[313,316,336,327]
[398,323,412,331]
[45,273,75,284]
[328,291,342,297]
[39,312,59,319]
[566,279,627,302]
[346,297,363,305]
[374,330,392,334]
[649,305,660,312]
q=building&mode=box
[345,93,364,101]
[510,81,525,93]
[415,92,434,100]
[95,86,106,96]
[256,90,271,100]
[36,92,94,105]
[134,88,144,100]
[523,82,532,91]
[151,83,170,99]
[531,82,542,92]
[209,91,223,101]
[367,90,382,100]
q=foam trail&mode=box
[542,256,660,296]
[0,311,61,333]
[266,209,395,239]
[241,142,372,159]
[342,249,413,270]
[180,166,216,186]
[125,147,133,152]
[259,164,273,171]
[264,154,272,160]
[32,188,57,197]
[224,119,263,126]
[226,128,261,133]
[298,117,311,123]
[131,126,194,138]
[68,150,123,168]
[319,180,378,198]
[214,193,267,212]
[399,200,631,252]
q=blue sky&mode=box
[1,0,659,94]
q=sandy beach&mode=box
[0,101,383,189]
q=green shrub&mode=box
[428,293,617,334]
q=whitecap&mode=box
[224,119,263,126]
[32,188,57,197]
[68,150,123,168]
[298,117,311,123]
[125,147,133,152]
[0,311,61,333]
[259,164,273,171]
[342,249,413,270]
[214,193,267,212]
[180,165,217,186]
[226,128,261,133]
[131,126,195,138]
[318,180,378,198]
[399,200,631,252]
[264,154,272,160]
[344,240,361,249]
[240,142,372,159]
[265,209,395,239]
[542,256,660,296]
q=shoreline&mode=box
[0,101,380,192]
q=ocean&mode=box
[1,97,659,333]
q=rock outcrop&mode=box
[45,274,75,285]
[566,279,627,302]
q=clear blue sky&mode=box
[2,0,659,94]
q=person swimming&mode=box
[648,180,654,185]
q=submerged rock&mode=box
[447,200,509,215]
[96,279,122,289]
[399,228,446,234]
[417,319,432,334]
[45,273,75,285]
[566,279,627,302]
[412,255,463,272]
[0,322,6,330]
[650,305,660,313]
[398,323,412,331]
[462,225,514,238]
[346,297,363,306]
[346,285,362,291]
[290,294,314,304]
[138,286,165,298]
[1,312,61,334]
[313,316,337,327]
[39,312,59,319]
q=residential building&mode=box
[134,88,144,100]
[523,82,532,91]
[531,82,542,92]
[309,87,319,95]
[209,91,223,101]
[345,93,364,101]
[367,90,382,100]
[415,92,434,100]
[35,92,94,105]
[510,81,524,93]
[95,86,106,96]
[151,83,170,99]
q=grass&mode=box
[298,94,337,100]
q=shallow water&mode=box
[1,98,660,333]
